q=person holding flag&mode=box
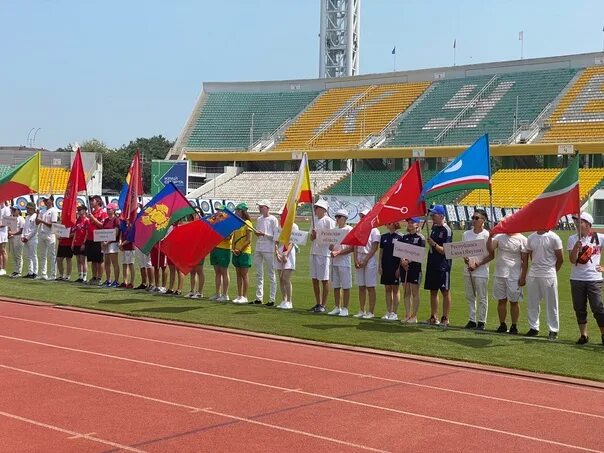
[379,222,402,320]
[36,196,59,280]
[398,217,425,323]
[327,208,353,317]
[309,199,335,313]
[232,203,253,304]
[252,199,278,306]
[353,208,380,319]
[275,223,298,310]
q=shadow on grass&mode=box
[357,322,423,333]
[98,298,150,305]
[133,306,202,314]
[231,310,262,315]
[440,336,496,349]
[302,323,355,331]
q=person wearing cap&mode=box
[101,203,121,287]
[118,220,135,289]
[35,196,59,280]
[7,206,25,277]
[251,199,279,306]
[567,212,604,345]
[379,222,403,320]
[232,203,253,304]
[398,217,426,323]
[275,223,298,310]
[209,205,232,301]
[327,208,353,317]
[309,199,336,313]
[519,228,563,340]
[353,208,380,319]
[21,202,38,279]
[424,205,453,326]
[72,205,90,283]
[0,201,11,276]
[86,195,108,284]
[55,211,74,281]
[462,208,494,331]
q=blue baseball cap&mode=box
[428,205,446,216]
[406,217,421,224]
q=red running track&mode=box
[0,299,603,453]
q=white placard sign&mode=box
[273,226,308,246]
[93,229,116,242]
[316,228,348,246]
[2,217,18,233]
[393,241,426,263]
[51,223,70,238]
[443,239,487,259]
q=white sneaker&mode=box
[338,308,349,317]
[191,292,201,299]
[217,295,229,302]
[388,313,399,321]
[363,312,375,319]
[186,291,196,298]
[353,311,365,318]
[283,301,293,309]
[328,307,341,315]
[277,301,287,309]
[208,294,220,301]
[232,296,242,303]
[240,297,248,304]
[0,269,6,276]
[158,287,167,294]
[381,313,391,320]
[407,317,417,324]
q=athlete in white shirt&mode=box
[353,209,380,318]
[0,201,11,275]
[253,199,279,305]
[327,209,353,317]
[520,230,564,340]
[309,200,335,313]
[21,202,39,278]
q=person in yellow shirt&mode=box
[232,203,254,304]
[209,205,232,302]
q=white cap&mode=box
[360,208,370,216]
[335,208,349,218]
[573,212,594,225]
[313,199,329,211]
[257,199,271,208]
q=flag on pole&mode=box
[279,153,312,245]
[0,153,40,201]
[490,155,580,235]
[392,46,396,55]
[342,161,426,246]
[61,148,87,228]
[133,182,195,254]
[421,134,491,200]
[118,150,143,225]
[161,209,245,274]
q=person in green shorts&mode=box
[209,206,232,302]
[232,203,254,304]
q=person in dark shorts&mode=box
[85,195,107,284]
[424,205,453,326]
[379,222,402,321]
[399,217,425,323]
[55,220,73,281]
[72,206,89,282]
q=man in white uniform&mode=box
[0,201,11,275]
[309,199,335,313]
[353,208,379,319]
[463,208,493,330]
[328,208,353,317]
[253,199,279,306]
[8,206,25,277]
[21,202,38,278]
[36,196,59,280]
[520,229,564,340]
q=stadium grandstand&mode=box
[172,52,604,223]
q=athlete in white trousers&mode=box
[22,203,38,278]
[253,200,278,305]
[36,197,58,280]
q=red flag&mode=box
[62,148,87,228]
[161,220,223,274]
[342,161,426,246]
[119,150,143,224]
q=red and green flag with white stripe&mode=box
[491,155,580,235]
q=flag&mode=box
[279,153,312,245]
[422,134,491,200]
[491,155,580,235]
[392,46,396,55]
[61,148,87,228]
[133,182,195,254]
[342,161,426,246]
[519,31,524,40]
[161,209,244,274]
[453,39,456,49]
[118,150,143,224]
[0,153,40,201]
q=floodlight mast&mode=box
[319,0,360,78]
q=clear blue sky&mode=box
[1,0,603,150]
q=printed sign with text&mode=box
[93,229,117,242]
[274,226,308,246]
[316,228,348,246]
[443,239,487,259]
[51,223,71,238]
[393,241,426,263]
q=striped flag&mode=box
[0,153,39,201]
[279,153,312,245]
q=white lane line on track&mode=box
[0,364,388,453]
[0,335,601,453]
[1,307,600,392]
[0,410,145,452]
[0,314,602,420]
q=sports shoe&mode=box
[11,273,21,279]
[126,283,133,289]
[191,292,201,299]
[251,299,262,305]
[147,285,156,292]
[465,320,477,329]
[165,289,174,295]
[134,284,147,290]
[406,316,417,324]
[22,273,33,279]
[312,305,326,313]
[119,282,127,288]
[381,313,391,320]
[388,312,398,321]
[476,322,485,331]
[362,312,375,319]
[232,296,242,303]
[74,278,83,283]
[525,328,539,337]
[338,308,349,317]
[265,301,275,307]
[548,331,558,341]
[353,311,366,318]
[496,322,508,333]
[217,295,229,301]
[110,281,120,288]
[0,269,6,276]
[37,275,48,280]
[158,287,167,294]
[186,291,195,298]
[173,290,182,296]
[277,301,287,309]
[576,335,589,345]
[208,294,220,301]
[440,316,449,327]
[508,324,518,335]
[328,307,341,315]
[282,301,293,309]
[427,316,440,325]
[102,280,111,287]
[308,304,320,311]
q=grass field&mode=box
[1,226,602,382]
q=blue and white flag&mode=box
[421,134,491,200]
